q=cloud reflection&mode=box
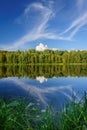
[2,77,79,107]
[36,76,48,83]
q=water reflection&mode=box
[0,65,87,78]
[0,65,87,108]
[0,77,79,108]
[36,76,48,83]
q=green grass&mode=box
[0,93,87,130]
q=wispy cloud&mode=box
[76,0,84,12]
[0,1,68,50]
[2,2,54,50]
[60,12,87,39]
[1,0,87,50]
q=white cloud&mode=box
[36,43,58,51]
[36,43,48,51]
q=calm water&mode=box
[0,65,87,109]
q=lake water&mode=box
[0,65,87,109]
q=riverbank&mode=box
[0,93,87,130]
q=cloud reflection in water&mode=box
[2,77,79,107]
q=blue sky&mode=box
[0,0,87,50]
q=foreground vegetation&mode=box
[0,49,87,64]
[0,93,87,130]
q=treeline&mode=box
[0,49,87,64]
[0,65,87,78]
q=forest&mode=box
[0,49,87,64]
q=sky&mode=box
[0,0,87,51]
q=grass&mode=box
[0,93,87,130]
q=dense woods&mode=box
[0,49,87,64]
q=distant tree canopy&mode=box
[0,49,87,64]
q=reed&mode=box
[0,93,87,130]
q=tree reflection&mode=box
[0,65,87,78]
